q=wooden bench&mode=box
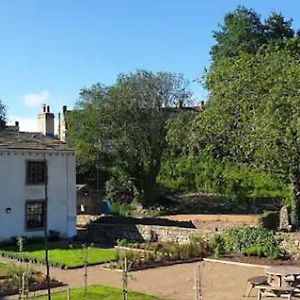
[245,276,268,297]
[255,285,294,300]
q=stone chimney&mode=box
[38,104,54,137]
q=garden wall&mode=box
[83,214,261,244]
[278,232,300,257]
[87,223,197,244]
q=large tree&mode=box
[192,40,300,225]
[210,7,295,60]
[67,71,191,205]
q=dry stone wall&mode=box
[87,223,197,244]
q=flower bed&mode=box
[0,263,63,297]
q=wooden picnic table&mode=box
[265,266,300,287]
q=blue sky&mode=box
[1,0,300,131]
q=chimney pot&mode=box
[42,104,46,113]
[15,121,19,127]
[47,106,50,113]
[63,105,67,113]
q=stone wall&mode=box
[87,223,197,244]
[77,214,101,228]
[82,214,261,244]
[278,232,300,257]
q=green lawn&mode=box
[0,241,116,268]
[0,262,24,277]
[33,285,162,300]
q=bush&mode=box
[157,156,200,192]
[158,150,288,204]
[211,235,225,257]
[111,202,134,217]
[211,227,282,259]
[261,210,279,230]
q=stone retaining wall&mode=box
[87,223,197,244]
[278,232,300,257]
[77,215,101,228]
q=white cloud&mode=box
[23,90,50,107]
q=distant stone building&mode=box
[0,105,77,240]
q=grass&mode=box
[0,241,117,268]
[32,285,162,300]
[0,262,25,277]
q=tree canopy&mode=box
[67,70,191,205]
[210,6,295,60]
[192,5,300,224]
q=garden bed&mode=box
[0,241,117,269]
[108,239,210,271]
[0,263,63,297]
[107,256,203,271]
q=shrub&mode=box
[111,202,133,217]
[211,235,225,257]
[158,151,288,204]
[212,227,282,259]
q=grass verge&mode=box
[0,241,116,268]
[32,285,162,300]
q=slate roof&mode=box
[0,131,73,151]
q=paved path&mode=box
[1,257,286,300]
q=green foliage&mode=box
[157,156,200,192]
[212,227,282,259]
[0,99,5,123]
[193,26,300,224]
[261,210,279,230]
[158,150,288,203]
[211,235,225,258]
[210,6,295,60]
[211,6,266,59]
[67,71,191,205]
[111,202,134,217]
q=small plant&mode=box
[117,239,129,247]
[211,235,225,258]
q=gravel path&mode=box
[1,257,286,300]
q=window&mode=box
[26,161,47,184]
[26,201,45,229]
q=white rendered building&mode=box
[0,105,76,240]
